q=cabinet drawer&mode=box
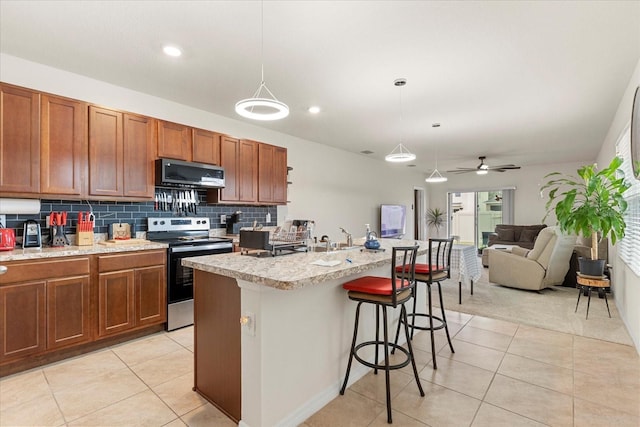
[1,257,90,285]
[98,250,165,272]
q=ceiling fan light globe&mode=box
[476,170,488,175]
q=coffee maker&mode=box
[226,211,242,235]
[22,220,42,248]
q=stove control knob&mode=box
[160,220,165,225]
[152,221,158,226]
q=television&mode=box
[380,204,407,238]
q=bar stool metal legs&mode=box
[394,280,455,369]
[340,301,424,424]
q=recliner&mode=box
[488,226,576,291]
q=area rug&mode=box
[433,268,633,346]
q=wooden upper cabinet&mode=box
[158,120,191,161]
[123,113,155,198]
[0,84,40,194]
[192,128,221,165]
[40,94,87,196]
[238,139,258,203]
[89,106,123,197]
[218,136,240,202]
[258,143,287,204]
[89,107,155,199]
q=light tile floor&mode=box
[1,311,638,426]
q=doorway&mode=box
[414,188,425,240]
[447,189,514,249]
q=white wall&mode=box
[0,54,428,241]
[427,161,588,229]
[596,58,640,353]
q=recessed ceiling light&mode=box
[163,45,182,57]
[308,106,321,114]
[432,123,441,128]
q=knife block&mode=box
[76,231,94,246]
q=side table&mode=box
[575,274,611,319]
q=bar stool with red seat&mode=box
[394,238,455,369]
[339,245,424,424]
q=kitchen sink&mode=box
[309,243,362,252]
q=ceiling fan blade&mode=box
[488,164,519,169]
[446,168,476,173]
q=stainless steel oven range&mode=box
[147,217,233,331]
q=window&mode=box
[616,125,640,276]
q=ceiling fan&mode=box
[447,156,521,174]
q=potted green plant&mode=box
[426,207,446,237]
[541,156,630,276]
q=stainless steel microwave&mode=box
[155,158,225,188]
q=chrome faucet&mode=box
[339,227,353,248]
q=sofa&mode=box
[482,224,547,267]
[487,224,547,249]
[488,226,577,291]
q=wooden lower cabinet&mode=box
[46,275,91,350]
[98,251,166,337]
[98,269,136,337]
[0,281,46,362]
[0,250,166,373]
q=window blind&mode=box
[616,125,640,276]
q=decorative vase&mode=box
[578,257,606,277]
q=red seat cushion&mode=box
[342,276,395,295]
[395,263,438,274]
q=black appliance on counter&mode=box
[226,211,242,235]
[147,217,233,331]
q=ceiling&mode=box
[1,1,639,173]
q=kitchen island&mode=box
[182,238,428,427]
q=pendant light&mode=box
[385,78,416,162]
[235,1,289,121]
[425,151,448,183]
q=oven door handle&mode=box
[170,243,233,254]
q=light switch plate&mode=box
[0,215,5,227]
[220,214,226,224]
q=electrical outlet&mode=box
[240,312,256,336]
[220,214,227,224]
[0,214,5,227]
[46,215,51,228]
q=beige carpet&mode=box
[432,267,633,346]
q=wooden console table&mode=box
[575,274,611,319]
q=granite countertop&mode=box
[0,242,168,262]
[182,238,428,291]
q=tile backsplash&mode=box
[3,193,277,239]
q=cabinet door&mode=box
[0,281,46,362]
[192,128,221,165]
[123,113,155,198]
[272,146,288,204]
[158,120,191,161]
[89,106,123,197]
[40,94,86,196]
[98,270,135,337]
[46,276,91,349]
[0,84,40,194]
[218,136,240,202]
[135,265,166,327]
[238,139,258,202]
[258,143,287,204]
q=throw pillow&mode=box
[497,228,515,241]
[519,229,538,243]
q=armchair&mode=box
[488,226,577,291]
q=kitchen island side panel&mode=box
[193,270,241,422]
